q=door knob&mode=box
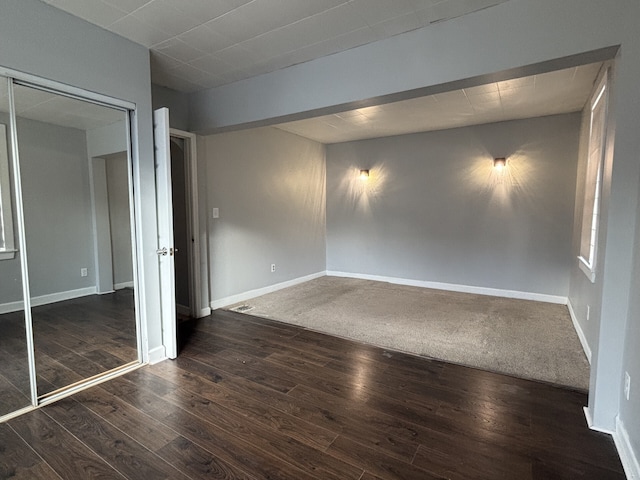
[156,247,177,256]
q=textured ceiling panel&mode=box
[39,0,510,93]
[36,1,604,144]
[274,63,603,144]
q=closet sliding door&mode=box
[0,72,141,421]
[0,75,35,416]
[10,80,140,404]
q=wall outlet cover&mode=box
[624,372,631,400]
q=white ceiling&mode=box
[39,0,510,93]
[274,62,603,143]
[33,0,601,144]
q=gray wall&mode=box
[326,114,580,297]
[106,152,134,287]
[622,188,640,458]
[18,118,95,299]
[0,0,162,358]
[0,117,94,304]
[187,0,640,443]
[86,120,129,294]
[0,117,135,303]
[152,84,190,131]
[86,121,127,159]
[202,127,326,305]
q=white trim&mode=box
[154,108,177,360]
[326,271,568,305]
[0,66,135,111]
[567,299,592,364]
[583,406,614,434]
[0,405,39,424]
[210,271,325,310]
[198,307,211,317]
[38,361,140,406]
[578,256,597,283]
[124,110,146,365]
[0,286,97,314]
[577,69,609,284]
[614,416,640,479]
[0,361,143,424]
[148,346,167,365]
[114,281,134,290]
[7,79,38,406]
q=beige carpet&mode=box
[227,276,590,390]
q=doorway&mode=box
[170,137,191,320]
[169,129,201,351]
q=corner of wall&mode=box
[567,299,592,363]
[614,416,640,479]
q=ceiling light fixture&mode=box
[359,169,370,180]
[493,157,507,170]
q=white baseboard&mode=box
[0,286,97,314]
[326,271,568,305]
[198,307,211,318]
[147,346,167,365]
[583,407,614,434]
[567,299,592,364]
[614,416,640,479]
[210,271,325,310]
[114,281,134,290]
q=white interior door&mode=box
[153,107,177,359]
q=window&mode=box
[0,123,16,260]
[578,72,608,282]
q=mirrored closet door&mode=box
[0,74,33,416]
[0,74,141,418]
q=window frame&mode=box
[577,70,609,282]
[0,122,16,261]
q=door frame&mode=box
[170,128,203,320]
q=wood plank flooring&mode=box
[1,309,625,479]
[0,289,138,417]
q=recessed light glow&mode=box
[493,157,506,170]
[359,169,370,180]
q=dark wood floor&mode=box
[0,289,138,416]
[1,309,625,479]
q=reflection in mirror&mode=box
[12,83,138,398]
[0,75,32,416]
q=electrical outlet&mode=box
[270,264,276,273]
[212,207,219,219]
[624,372,631,401]
[586,305,590,321]
[80,268,88,277]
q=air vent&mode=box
[231,304,254,313]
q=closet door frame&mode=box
[0,66,144,421]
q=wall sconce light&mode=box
[359,169,370,180]
[493,157,507,171]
